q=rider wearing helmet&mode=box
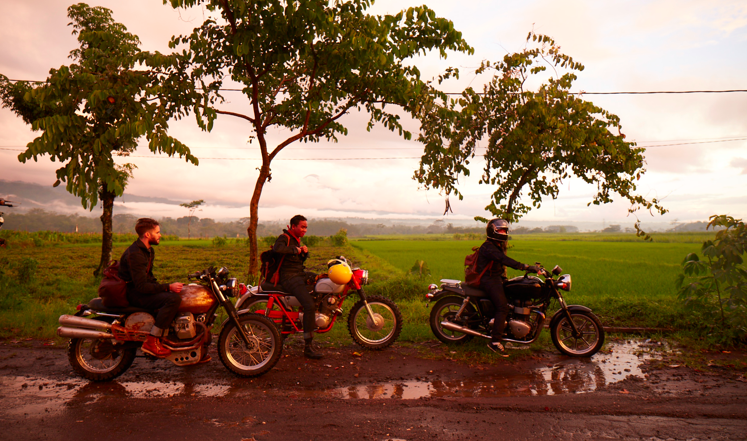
[478,219,538,356]
[273,214,323,359]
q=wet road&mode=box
[1,340,746,440]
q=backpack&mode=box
[464,247,493,288]
[259,234,291,285]
[98,260,129,308]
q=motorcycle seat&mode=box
[260,282,287,293]
[87,297,150,314]
[463,285,487,298]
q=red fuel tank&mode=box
[178,284,216,314]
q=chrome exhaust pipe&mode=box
[59,314,112,331]
[57,327,113,339]
[440,321,490,339]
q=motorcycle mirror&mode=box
[552,265,562,276]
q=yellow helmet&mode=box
[328,260,353,285]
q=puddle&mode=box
[0,340,661,412]
[0,377,233,417]
[327,340,659,399]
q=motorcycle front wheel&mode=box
[429,296,476,344]
[67,318,136,382]
[218,313,282,377]
[550,311,605,357]
[347,295,403,350]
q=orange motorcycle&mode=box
[58,267,282,381]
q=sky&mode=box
[1,0,746,231]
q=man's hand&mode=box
[169,282,184,293]
[299,245,308,254]
[524,265,540,273]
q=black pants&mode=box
[480,275,509,343]
[281,274,316,337]
[127,291,182,335]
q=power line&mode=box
[6,78,747,95]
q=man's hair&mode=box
[290,214,307,227]
[135,218,160,237]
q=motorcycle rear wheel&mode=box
[429,296,477,344]
[347,295,403,350]
[67,318,136,382]
[218,313,282,377]
[550,311,605,357]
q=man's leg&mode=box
[481,276,510,356]
[129,291,182,357]
[282,276,322,359]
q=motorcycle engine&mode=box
[507,303,533,339]
[315,294,341,328]
[172,312,197,339]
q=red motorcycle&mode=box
[57,267,282,381]
[235,257,403,350]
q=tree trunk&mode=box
[246,162,272,278]
[94,186,116,276]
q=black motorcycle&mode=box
[426,264,604,356]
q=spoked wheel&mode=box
[218,313,282,377]
[68,333,136,382]
[550,310,605,357]
[429,296,476,344]
[347,295,403,350]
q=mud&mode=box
[1,337,746,440]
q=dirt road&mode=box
[1,338,746,441]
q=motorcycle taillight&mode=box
[76,304,83,311]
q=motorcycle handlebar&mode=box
[188,271,203,280]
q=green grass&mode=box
[351,236,709,331]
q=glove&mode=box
[524,265,540,273]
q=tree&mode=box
[179,199,204,239]
[414,32,666,228]
[0,3,198,275]
[164,0,472,275]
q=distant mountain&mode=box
[0,179,185,214]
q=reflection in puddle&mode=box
[329,340,658,399]
[0,340,660,412]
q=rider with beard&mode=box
[273,214,323,359]
[477,219,538,356]
[118,218,184,358]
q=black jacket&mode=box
[273,230,308,281]
[476,240,525,279]
[118,239,170,296]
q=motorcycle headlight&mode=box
[222,278,239,297]
[556,274,571,292]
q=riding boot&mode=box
[303,337,323,360]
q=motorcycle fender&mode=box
[428,290,465,304]
[549,305,592,325]
[235,292,266,312]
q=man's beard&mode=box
[149,238,160,246]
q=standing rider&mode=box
[274,215,323,360]
[118,218,184,358]
[477,219,538,356]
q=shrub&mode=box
[677,215,747,341]
[212,235,228,247]
[330,229,348,246]
[15,257,39,284]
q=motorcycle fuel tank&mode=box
[504,275,543,300]
[315,277,345,294]
[178,284,217,314]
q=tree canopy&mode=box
[414,32,666,227]
[164,0,472,274]
[0,3,198,273]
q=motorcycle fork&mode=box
[358,288,381,327]
[555,292,581,336]
[212,279,253,346]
